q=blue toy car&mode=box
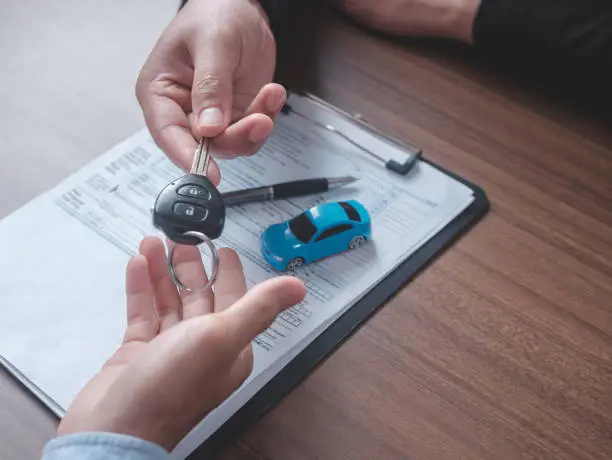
[261,200,372,271]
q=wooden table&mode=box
[2,2,611,460]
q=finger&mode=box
[213,248,247,312]
[123,255,160,343]
[135,48,222,183]
[227,346,254,389]
[187,84,285,159]
[212,83,286,157]
[217,276,307,356]
[214,114,275,158]
[188,112,273,159]
[138,236,182,330]
[171,243,214,318]
[191,40,236,139]
[142,91,195,172]
[244,83,287,119]
[136,59,193,169]
[143,95,222,184]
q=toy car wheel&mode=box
[349,235,366,249]
[286,257,304,271]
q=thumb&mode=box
[192,51,234,138]
[218,276,307,354]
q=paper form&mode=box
[0,93,474,459]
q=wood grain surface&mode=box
[1,2,611,460]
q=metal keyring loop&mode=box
[167,231,219,293]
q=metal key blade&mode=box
[191,137,211,176]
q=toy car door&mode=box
[310,223,354,260]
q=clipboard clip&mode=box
[281,92,422,175]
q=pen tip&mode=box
[328,176,359,188]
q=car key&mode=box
[152,137,226,246]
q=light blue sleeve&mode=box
[41,432,170,460]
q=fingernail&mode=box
[199,107,223,127]
[249,123,270,143]
[266,92,284,113]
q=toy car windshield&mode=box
[288,212,317,243]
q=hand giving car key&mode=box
[152,137,226,292]
[153,137,226,245]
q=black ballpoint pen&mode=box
[221,176,358,206]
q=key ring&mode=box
[166,231,219,293]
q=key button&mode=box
[177,185,210,200]
[173,203,208,220]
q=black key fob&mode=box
[153,174,225,245]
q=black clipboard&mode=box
[188,92,490,459]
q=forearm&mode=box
[41,433,169,460]
[179,0,290,39]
